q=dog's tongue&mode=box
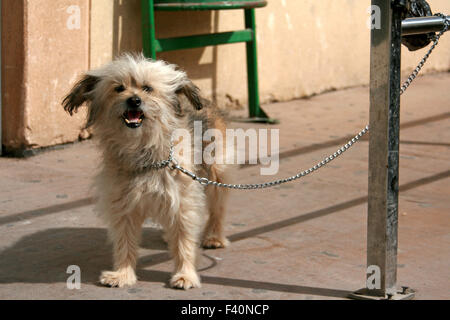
[126,110,142,121]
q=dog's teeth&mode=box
[124,118,130,124]
[137,118,143,123]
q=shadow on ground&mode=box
[1,169,448,298]
[0,225,352,298]
[0,227,166,285]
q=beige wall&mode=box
[91,0,450,108]
[2,0,450,152]
[2,0,90,153]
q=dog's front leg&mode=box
[100,211,144,288]
[167,207,202,290]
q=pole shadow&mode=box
[137,269,352,299]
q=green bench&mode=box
[141,0,275,123]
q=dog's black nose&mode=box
[127,96,142,108]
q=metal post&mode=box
[402,15,450,35]
[141,0,157,59]
[350,0,414,300]
[243,8,277,124]
[244,8,260,119]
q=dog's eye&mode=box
[115,85,125,93]
[142,85,153,93]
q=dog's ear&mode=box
[62,74,101,128]
[176,80,204,111]
[62,74,100,116]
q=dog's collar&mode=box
[140,145,176,172]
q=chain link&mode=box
[148,14,448,189]
[400,13,449,95]
[171,126,369,189]
[140,145,175,170]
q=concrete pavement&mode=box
[0,72,449,300]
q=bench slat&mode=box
[154,0,267,11]
[155,29,253,51]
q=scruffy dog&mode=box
[62,54,229,289]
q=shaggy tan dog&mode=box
[63,54,229,289]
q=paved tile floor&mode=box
[0,73,448,299]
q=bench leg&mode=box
[141,0,157,59]
[244,9,276,123]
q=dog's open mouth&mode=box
[122,109,145,128]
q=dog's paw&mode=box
[202,236,230,249]
[99,270,137,288]
[170,272,201,290]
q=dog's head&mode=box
[62,54,203,139]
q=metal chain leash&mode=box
[400,13,449,94]
[170,126,369,189]
[149,15,449,189]
[142,146,175,170]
